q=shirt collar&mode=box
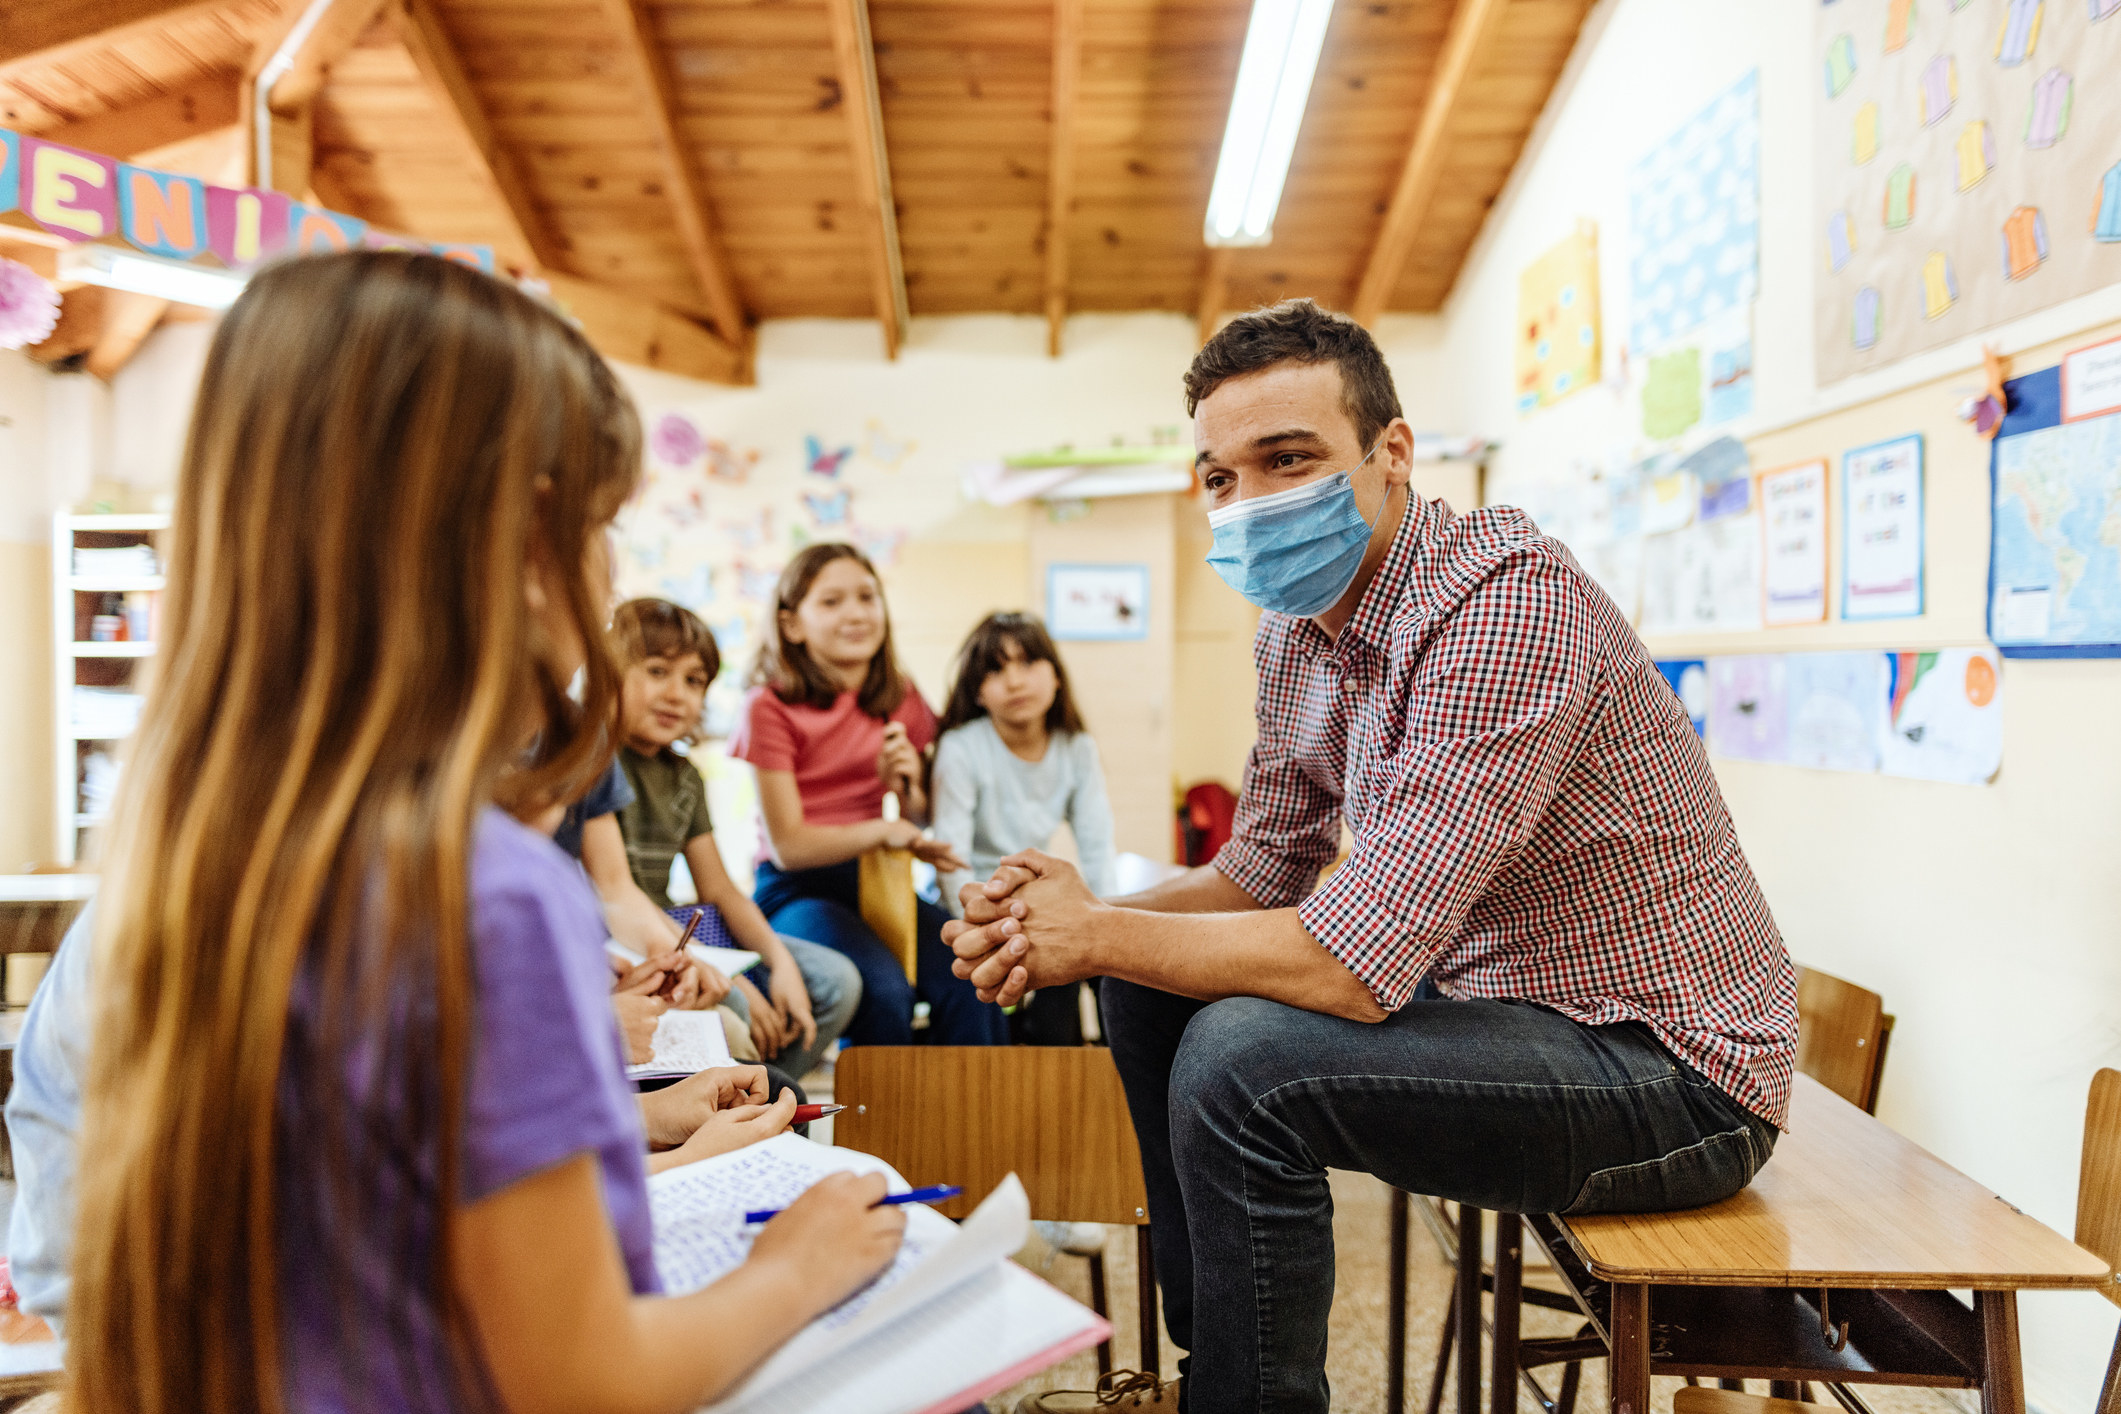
[1327,490,1448,658]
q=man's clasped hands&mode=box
[941,850,1107,1008]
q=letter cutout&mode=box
[206,186,292,267]
[119,165,207,259]
[23,139,117,241]
[289,202,367,253]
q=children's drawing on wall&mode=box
[652,411,707,469]
[1881,648,2003,783]
[1628,73,1759,445]
[1815,0,2121,381]
[1514,222,1602,415]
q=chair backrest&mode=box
[2078,1068,2121,1309]
[1794,965,1890,1113]
[834,1046,1150,1226]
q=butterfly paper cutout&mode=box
[805,435,854,478]
[733,561,780,604]
[863,420,914,470]
[803,488,852,527]
[851,523,907,568]
[721,508,773,550]
[706,438,759,484]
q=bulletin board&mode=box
[1814,0,2121,383]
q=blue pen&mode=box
[743,1183,961,1225]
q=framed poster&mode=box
[1841,434,1923,621]
[1046,563,1149,641]
[1988,363,2121,657]
[1759,459,1829,626]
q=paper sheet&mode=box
[648,1133,1044,1411]
[1760,460,1829,626]
[1843,435,1924,620]
[628,1007,735,1080]
[1640,516,1762,634]
[1654,659,1709,738]
[1784,652,1886,773]
[1708,655,1789,763]
[1879,648,2003,785]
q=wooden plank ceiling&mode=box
[0,0,1594,381]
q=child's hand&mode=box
[768,964,818,1051]
[639,1064,772,1149]
[875,723,920,796]
[748,1171,905,1312]
[910,835,966,873]
[611,992,668,1066]
[665,1088,799,1165]
[732,974,787,1059]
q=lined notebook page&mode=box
[627,1007,735,1080]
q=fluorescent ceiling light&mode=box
[1203,0,1336,247]
[59,245,247,310]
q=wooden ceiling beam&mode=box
[0,0,225,81]
[243,0,392,192]
[824,0,909,358]
[20,75,240,157]
[593,0,748,346]
[1196,246,1231,346]
[1348,0,1512,326]
[388,0,567,272]
[1042,0,1084,357]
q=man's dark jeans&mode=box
[1101,980,1779,1413]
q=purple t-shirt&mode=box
[277,809,657,1411]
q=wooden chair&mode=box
[1388,963,1899,1414]
[833,1045,1158,1379]
[1794,965,1894,1114]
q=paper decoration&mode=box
[1814,2,2121,382]
[1047,564,1150,641]
[1708,655,1788,763]
[2061,334,2121,420]
[1641,515,1762,635]
[1843,434,1924,620]
[0,256,59,349]
[1989,364,2121,655]
[1515,223,1601,414]
[652,412,707,467]
[1879,648,2003,784]
[1642,349,1702,439]
[1760,460,1830,626]
[1654,659,1710,738]
[1785,652,1886,773]
[1629,71,1760,354]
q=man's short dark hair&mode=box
[1183,299,1404,450]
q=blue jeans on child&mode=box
[713,934,862,1079]
[753,860,1008,1047]
[1101,980,1778,1413]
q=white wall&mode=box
[1428,1,2121,1405]
[0,351,57,870]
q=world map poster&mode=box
[1815,0,2121,382]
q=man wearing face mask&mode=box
[948,300,1799,1414]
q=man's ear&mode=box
[1377,418,1418,490]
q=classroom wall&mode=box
[0,352,55,871]
[1432,0,2121,1403]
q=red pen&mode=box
[792,1104,844,1123]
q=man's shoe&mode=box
[1016,1371,1179,1413]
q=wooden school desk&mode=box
[1456,1075,2111,1414]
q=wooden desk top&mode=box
[1560,1074,2115,1291]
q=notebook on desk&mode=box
[627,1007,735,1081]
[649,1134,1108,1414]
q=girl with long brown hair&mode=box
[65,251,901,1414]
[727,543,1007,1047]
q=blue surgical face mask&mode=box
[1204,440,1386,617]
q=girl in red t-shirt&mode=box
[728,543,1009,1046]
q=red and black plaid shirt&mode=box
[1214,495,1799,1127]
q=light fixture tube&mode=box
[59,246,247,310]
[1203,0,1336,248]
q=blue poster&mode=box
[1629,70,1761,352]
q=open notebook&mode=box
[650,1134,1109,1414]
[627,1006,735,1081]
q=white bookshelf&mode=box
[53,511,169,865]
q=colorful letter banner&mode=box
[2,123,493,276]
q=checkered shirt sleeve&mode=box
[1212,622,1345,909]
[1296,549,1597,1008]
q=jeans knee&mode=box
[1171,997,1283,1119]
